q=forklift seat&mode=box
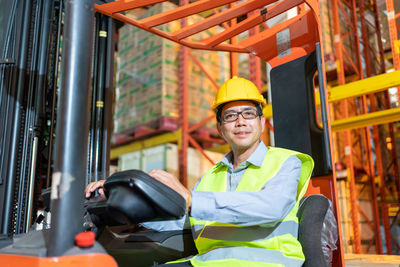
[297,194,338,267]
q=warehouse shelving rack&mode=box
[327,0,400,254]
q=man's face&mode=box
[217,100,265,150]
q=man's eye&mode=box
[244,111,257,116]
[225,114,236,119]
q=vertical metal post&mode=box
[371,95,393,253]
[372,0,400,204]
[360,0,395,253]
[48,0,95,257]
[359,0,372,77]
[374,0,400,241]
[362,95,383,254]
[178,0,189,187]
[229,3,238,77]
[385,0,400,101]
[351,0,363,79]
[332,0,362,253]
[352,0,383,253]
[372,0,386,74]
[249,17,261,90]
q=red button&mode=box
[75,231,95,247]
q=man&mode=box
[85,76,314,266]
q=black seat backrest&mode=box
[297,194,337,267]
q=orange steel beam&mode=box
[241,10,319,68]
[386,0,400,103]
[203,0,303,47]
[203,9,268,48]
[187,50,219,90]
[139,0,237,28]
[354,0,383,254]
[338,1,353,26]
[332,0,362,254]
[373,0,386,74]
[386,0,400,71]
[384,93,400,202]
[188,115,215,133]
[372,96,393,254]
[360,0,395,254]
[188,134,215,165]
[178,0,189,187]
[341,47,360,77]
[212,8,230,30]
[248,9,262,139]
[362,95,383,254]
[171,0,272,40]
[249,9,262,91]
[96,0,168,14]
[383,0,400,207]
[357,202,376,233]
[95,0,322,64]
[229,2,238,77]
[100,11,248,52]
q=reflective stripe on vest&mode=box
[189,146,314,266]
[189,247,304,267]
[192,220,298,241]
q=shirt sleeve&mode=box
[139,180,203,231]
[140,214,190,231]
[190,155,302,226]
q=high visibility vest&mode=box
[187,147,314,267]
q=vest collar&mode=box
[219,141,268,169]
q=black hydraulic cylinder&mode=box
[2,0,32,235]
[102,17,115,179]
[35,0,53,126]
[48,0,95,257]
[93,15,108,181]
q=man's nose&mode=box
[235,113,247,126]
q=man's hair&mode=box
[216,101,263,124]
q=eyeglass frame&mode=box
[221,108,263,123]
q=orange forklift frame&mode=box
[95,0,344,266]
[0,0,345,266]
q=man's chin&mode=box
[231,141,254,150]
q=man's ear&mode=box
[261,115,266,133]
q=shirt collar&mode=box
[219,141,268,168]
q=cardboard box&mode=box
[114,2,229,137]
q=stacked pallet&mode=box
[114,2,230,139]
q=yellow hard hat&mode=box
[211,76,266,111]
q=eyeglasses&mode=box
[222,109,260,122]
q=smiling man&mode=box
[85,76,314,267]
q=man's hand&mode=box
[148,169,192,213]
[85,180,106,198]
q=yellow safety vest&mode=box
[186,147,314,267]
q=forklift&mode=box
[0,0,343,266]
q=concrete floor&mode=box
[345,254,400,267]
